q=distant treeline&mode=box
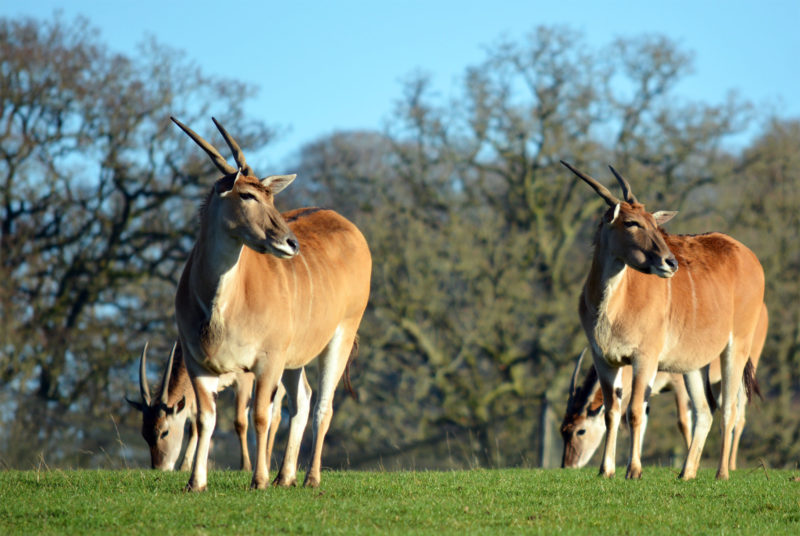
[1,15,798,471]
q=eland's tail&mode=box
[343,335,360,401]
[743,358,762,403]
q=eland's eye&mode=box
[160,430,169,439]
[576,429,586,436]
[240,192,257,201]
[624,220,640,228]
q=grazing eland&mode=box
[171,117,371,491]
[562,302,766,469]
[562,161,764,480]
[127,341,285,472]
[561,350,690,469]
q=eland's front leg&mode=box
[185,372,220,492]
[234,372,254,471]
[625,360,657,479]
[672,375,693,451]
[594,358,623,478]
[267,381,286,474]
[180,417,198,472]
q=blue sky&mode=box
[4,1,799,166]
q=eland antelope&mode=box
[562,161,765,480]
[561,351,690,469]
[171,117,371,491]
[562,301,766,469]
[127,341,285,472]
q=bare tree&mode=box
[0,14,274,467]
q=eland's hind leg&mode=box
[304,323,359,488]
[729,381,747,471]
[716,338,750,480]
[274,367,311,487]
[680,367,713,480]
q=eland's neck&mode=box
[190,211,246,318]
[584,244,628,319]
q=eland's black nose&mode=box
[665,256,678,271]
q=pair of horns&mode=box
[137,341,178,406]
[560,160,638,206]
[171,116,254,177]
[566,349,587,409]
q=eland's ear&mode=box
[260,174,296,195]
[218,169,243,197]
[607,203,621,224]
[653,210,678,226]
[174,396,187,414]
[126,397,145,412]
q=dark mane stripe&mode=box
[569,364,600,414]
[285,207,326,222]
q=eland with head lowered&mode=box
[127,340,287,473]
[562,161,764,480]
[170,117,371,491]
[561,349,693,470]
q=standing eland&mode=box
[127,341,285,472]
[562,161,764,480]
[170,117,371,491]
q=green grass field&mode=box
[1,467,798,534]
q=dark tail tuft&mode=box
[743,358,762,403]
[343,335,360,401]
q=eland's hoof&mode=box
[625,465,643,479]
[599,467,615,479]
[250,477,270,490]
[678,469,696,481]
[273,474,297,487]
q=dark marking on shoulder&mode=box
[696,234,737,256]
[665,230,738,258]
[285,207,326,222]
